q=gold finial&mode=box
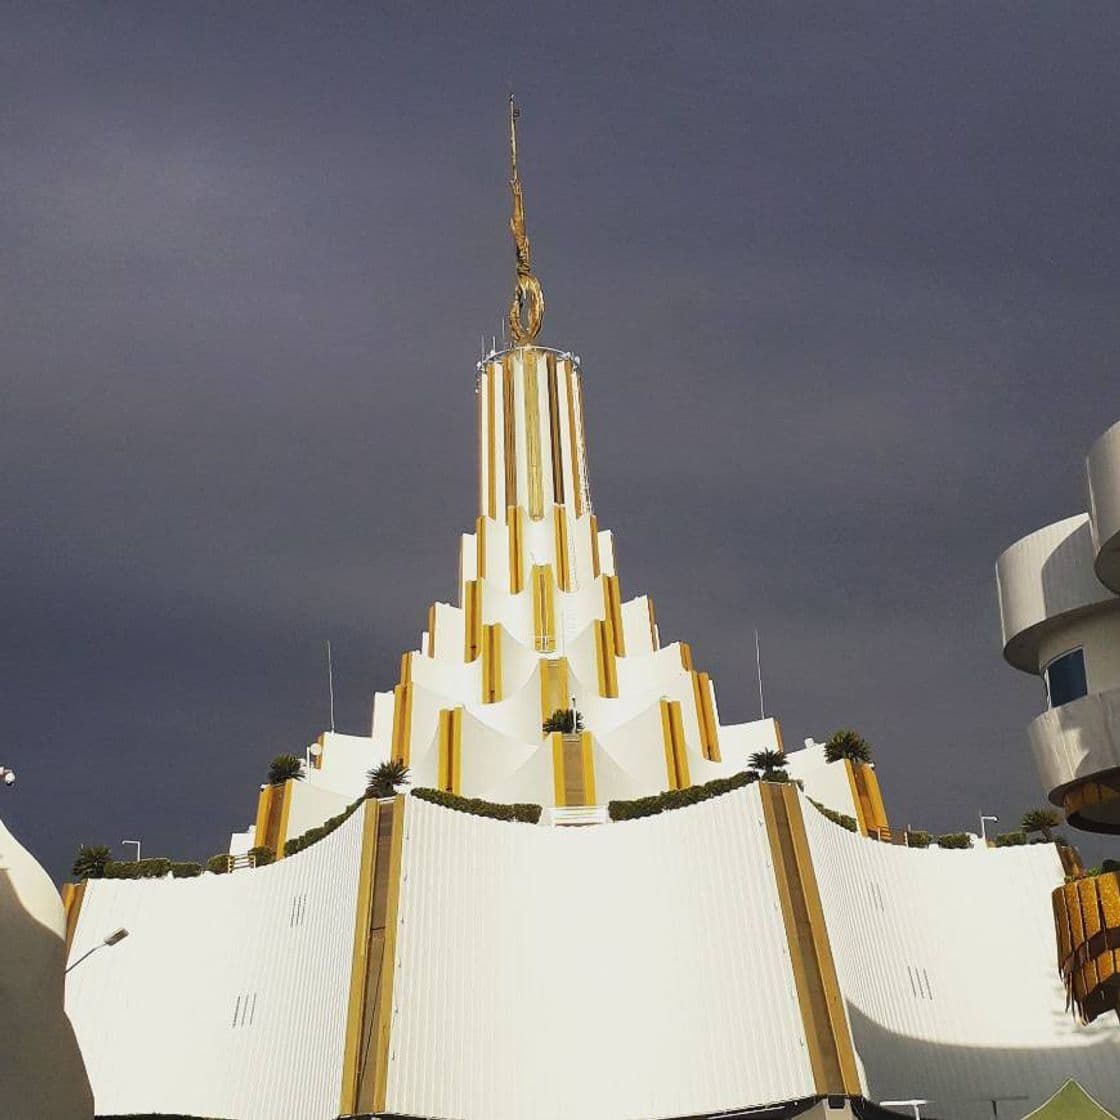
[507,93,544,345]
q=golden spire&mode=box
[507,93,544,345]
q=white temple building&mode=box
[3,100,1120,1120]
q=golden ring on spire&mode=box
[509,273,544,345]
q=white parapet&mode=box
[1088,418,1120,593]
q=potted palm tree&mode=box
[366,759,410,799]
[823,729,872,767]
[72,844,111,881]
[1020,807,1062,842]
[749,749,788,782]
[542,708,583,736]
[266,753,304,786]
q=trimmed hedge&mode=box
[608,770,758,822]
[247,845,275,867]
[937,832,973,849]
[807,798,858,833]
[411,787,542,823]
[170,861,202,878]
[907,830,932,849]
[994,830,1028,848]
[102,858,172,880]
[284,796,365,856]
[206,854,231,875]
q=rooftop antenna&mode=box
[754,628,765,720]
[326,640,336,733]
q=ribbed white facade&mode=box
[65,809,365,1120]
[385,789,816,1120]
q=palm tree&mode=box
[72,844,111,880]
[367,759,410,799]
[1021,807,1062,842]
[824,729,872,767]
[542,708,584,735]
[266,753,304,786]
[749,749,788,781]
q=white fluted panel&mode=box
[996,515,1115,671]
[1088,419,1120,592]
[65,809,365,1120]
[386,788,814,1120]
[800,802,1120,1120]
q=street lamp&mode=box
[881,1100,930,1120]
[0,766,15,787]
[65,928,129,974]
[979,814,999,844]
[121,839,141,861]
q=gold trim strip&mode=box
[62,880,87,954]
[427,604,437,659]
[503,354,517,514]
[551,732,566,807]
[391,682,413,766]
[581,730,596,805]
[475,515,487,580]
[572,367,589,513]
[844,759,869,835]
[692,671,722,762]
[660,699,690,790]
[679,642,693,672]
[486,366,497,519]
[554,505,570,591]
[253,784,273,849]
[589,514,600,577]
[339,799,380,1115]
[595,620,619,698]
[437,708,463,794]
[647,597,659,651]
[546,352,564,504]
[464,580,481,663]
[482,623,502,703]
[524,349,544,519]
[276,779,294,859]
[399,652,412,686]
[371,797,406,1114]
[565,360,583,517]
[508,505,524,593]
[603,574,626,656]
[532,564,555,652]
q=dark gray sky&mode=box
[4,3,1119,878]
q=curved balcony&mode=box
[996,514,1117,672]
[1088,419,1120,594]
[1029,685,1120,833]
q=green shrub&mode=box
[609,770,758,822]
[906,830,932,848]
[994,830,1028,847]
[411,787,542,823]
[284,797,365,856]
[266,753,304,786]
[247,845,274,867]
[937,832,973,850]
[207,853,232,875]
[807,798,859,833]
[72,844,111,880]
[542,708,583,735]
[367,759,410,798]
[823,729,872,766]
[171,861,202,878]
[102,858,172,880]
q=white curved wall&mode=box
[1088,419,1120,592]
[1037,611,1120,697]
[996,515,1115,672]
[800,802,1120,1120]
[65,809,365,1120]
[0,818,93,1120]
[385,789,816,1120]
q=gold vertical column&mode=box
[564,360,583,517]
[437,708,463,794]
[660,699,690,790]
[391,681,413,766]
[546,352,565,504]
[647,597,660,651]
[486,365,498,519]
[523,349,544,519]
[760,783,862,1096]
[464,579,482,663]
[502,353,517,515]
[426,604,438,659]
[540,657,570,722]
[692,670,721,762]
[594,619,619,698]
[603,574,626,655]
[482,623,502,704]
[508,505,524,593]
[531,564,555,652]
[475,515,487,580]
[553,505,570,591]
[589,514,601,577]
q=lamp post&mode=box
[881,1101,929,1120]
[0,765,15,787]
[121,839,141,861]
[65,928,129,974]
[979,814,998,844]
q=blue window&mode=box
[1044,648,1088,708]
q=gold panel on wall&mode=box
[564,360,583,518]
[554,505,570,591]
[594,619,619,698]
[391,682,413,766]
[523,349,544,519]
[482,624,502,704]
[603,574,626,656]
[1053,870,1120,1023]
[546,352,565,504]
[659,699,690,790]
[508,505,524,594]
[464,580,482,663]
[437,708,463,794]
[502,354,517,514]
